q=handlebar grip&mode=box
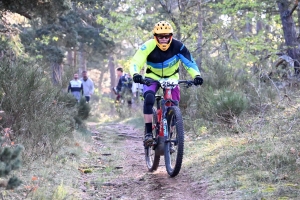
[178,80,195,85]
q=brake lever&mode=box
[185,81,194,88]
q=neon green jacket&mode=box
[130,38,201,80]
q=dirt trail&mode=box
[78,122,207,200]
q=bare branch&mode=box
[290,0,299,15]
[15,10,32,19]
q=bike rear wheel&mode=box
[164,106,184,177]
[145,108,160,171]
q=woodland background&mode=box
[1,0,300,199]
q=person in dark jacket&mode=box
[115,67,133,106]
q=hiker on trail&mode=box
[129,21,203,146]
[80,70,94,103]
[68,73,83,102]
[114,67,133,106]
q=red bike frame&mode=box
[145,79,195,177]
[156,86,173,138]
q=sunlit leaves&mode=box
[96,15,104,24]
[52,36,59,42]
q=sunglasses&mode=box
[156,34,172,39]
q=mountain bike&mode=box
[143,78,195,177]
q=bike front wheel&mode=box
[145,108,160,171]
[164,106,184,177]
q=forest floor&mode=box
[2,102,213,200]
[78,121,208,200]
[5,94,300,199]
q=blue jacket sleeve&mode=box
[116,77,123,92]
[178,45,201,78]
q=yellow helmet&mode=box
[153,21,173,51]
[153,21,173,35]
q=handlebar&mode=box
[140,79,195,88]
[178,80,195,87]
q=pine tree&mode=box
[0,138,22,189]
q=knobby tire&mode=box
[164,106,184,177]
[145,108,160,171]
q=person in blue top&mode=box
[68,73,83,102]
[115,67,133,106]
[130,21,203,146]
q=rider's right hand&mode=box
[133,74,143,83]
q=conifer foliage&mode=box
[74,97,91,125]
[0,138,22,189]
[0,0,69,21]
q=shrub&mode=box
[204,60,235,90]
[0,57,76,161]
[74,97,91,125]
[0,138,23,189]
[210,89,249,122]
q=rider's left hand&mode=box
[194,75,203,86]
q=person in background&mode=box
[115,67,133,106]
[68,73,83,102]
[131,81,143,102]
[80,70,94,103]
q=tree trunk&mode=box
[74,48,77,71]
[51,62,62,85]
[277,1,300,74]
[256,18,263,34]
[67,49,73,67]
[108,56,115,99]
[196,0,203,71]
[245,14,252,34]
[78,44,86,75]
[298,5,300,34]
[98,70,104,91]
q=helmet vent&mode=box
[153,21,173,35]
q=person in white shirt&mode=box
[80,70,94,102]
[131,82,143,101]
[68,73,83,102]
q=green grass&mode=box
[4,88,300,199]
[183,92,300,199]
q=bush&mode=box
[0,57,76,161]
[210,89,249,122]
[180,60,253,133]
[74,97,91,125]
[204,60,235,90]
[0,138,23,189]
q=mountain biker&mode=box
[115,67,133,106]
[129,21,203,146]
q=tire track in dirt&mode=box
[79,123,208,200]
